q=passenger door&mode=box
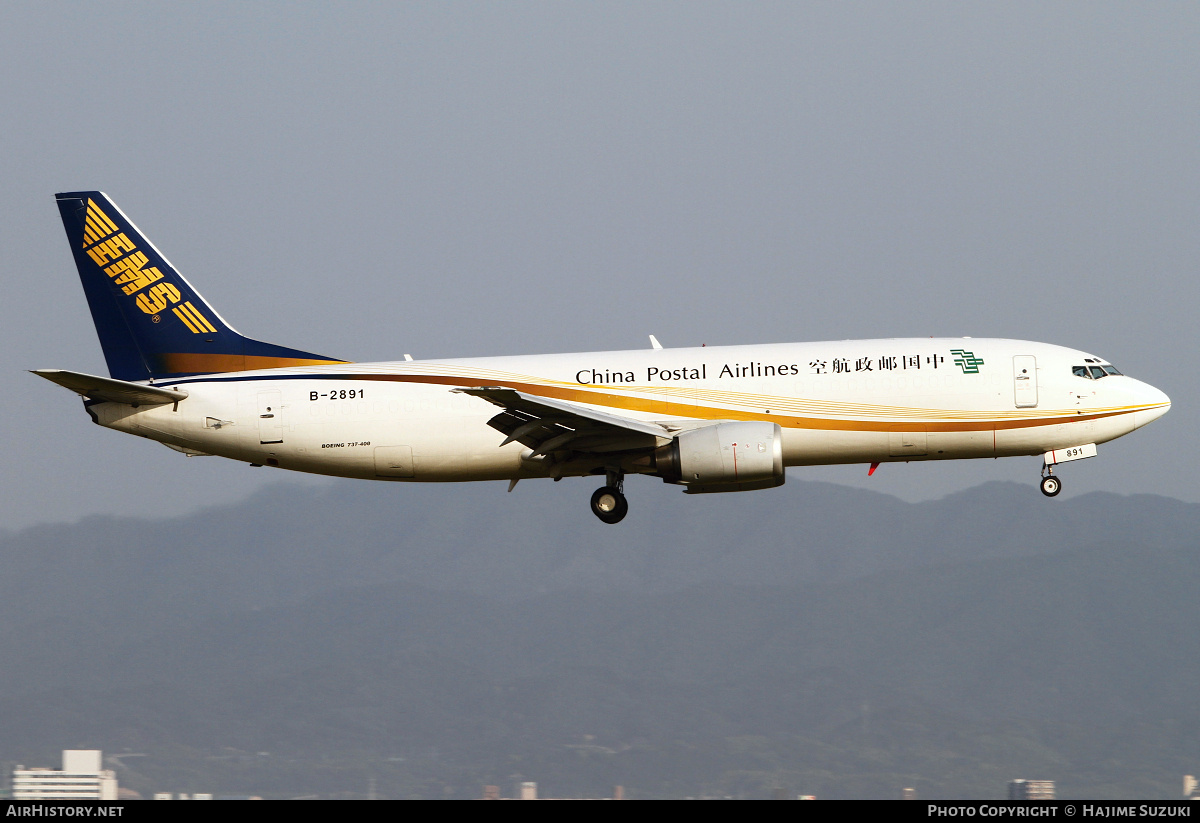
[1013,356,1038,408]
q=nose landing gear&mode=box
[590,469,628,524]
[1038,444,1097,497]
[1040,459,1062,497]
[1039,473,1061,497]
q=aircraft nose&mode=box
[1131,381,1170,428]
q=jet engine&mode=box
[654,421,785,493]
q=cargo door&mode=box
[889,430,927,456]
[257,390,284,444]
[374,445,415,478]
[1013,356,1038,408]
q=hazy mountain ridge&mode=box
[1,480,1197,798]
[3,478,1197,611]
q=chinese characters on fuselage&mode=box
[574,352,967,385]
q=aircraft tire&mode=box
[590,486,629,524]
[1040,475,1062,497]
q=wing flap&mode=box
[32,369,188,405]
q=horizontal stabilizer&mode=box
[31,369,188,406]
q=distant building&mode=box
[153,792,213,800]
[480,781,624,800]
[1008,780,1055,800]
[12,751,118,800]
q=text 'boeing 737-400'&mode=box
[35,192,1171,523]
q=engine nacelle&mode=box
[654,421,785,494]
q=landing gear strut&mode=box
[590,469,628,524]
[1040,464,1061,497]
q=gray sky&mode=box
[3,2,1197,531]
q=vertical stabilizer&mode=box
[55,191,344,381]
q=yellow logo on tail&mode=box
[173,301,217,334]
[81,200,119,246]
[79,199,217,334]
[105,251,164,296]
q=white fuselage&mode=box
[88,338,1170,483]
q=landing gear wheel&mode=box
[590,486,629,524]
[1040,475,1061,497]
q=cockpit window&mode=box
[1073,363,1124,379]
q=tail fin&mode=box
[55,191,345,381]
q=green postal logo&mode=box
[950,349,985,374]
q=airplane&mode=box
[35,191,1171,524]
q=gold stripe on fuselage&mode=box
[328,371,1153,434]
[160,352,350,375]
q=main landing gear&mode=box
[1040,464,1061,497]
[590,469,629,524]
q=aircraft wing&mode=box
[31,369,188,406]
[454,386,672,457]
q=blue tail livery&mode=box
[55,191,344,381]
